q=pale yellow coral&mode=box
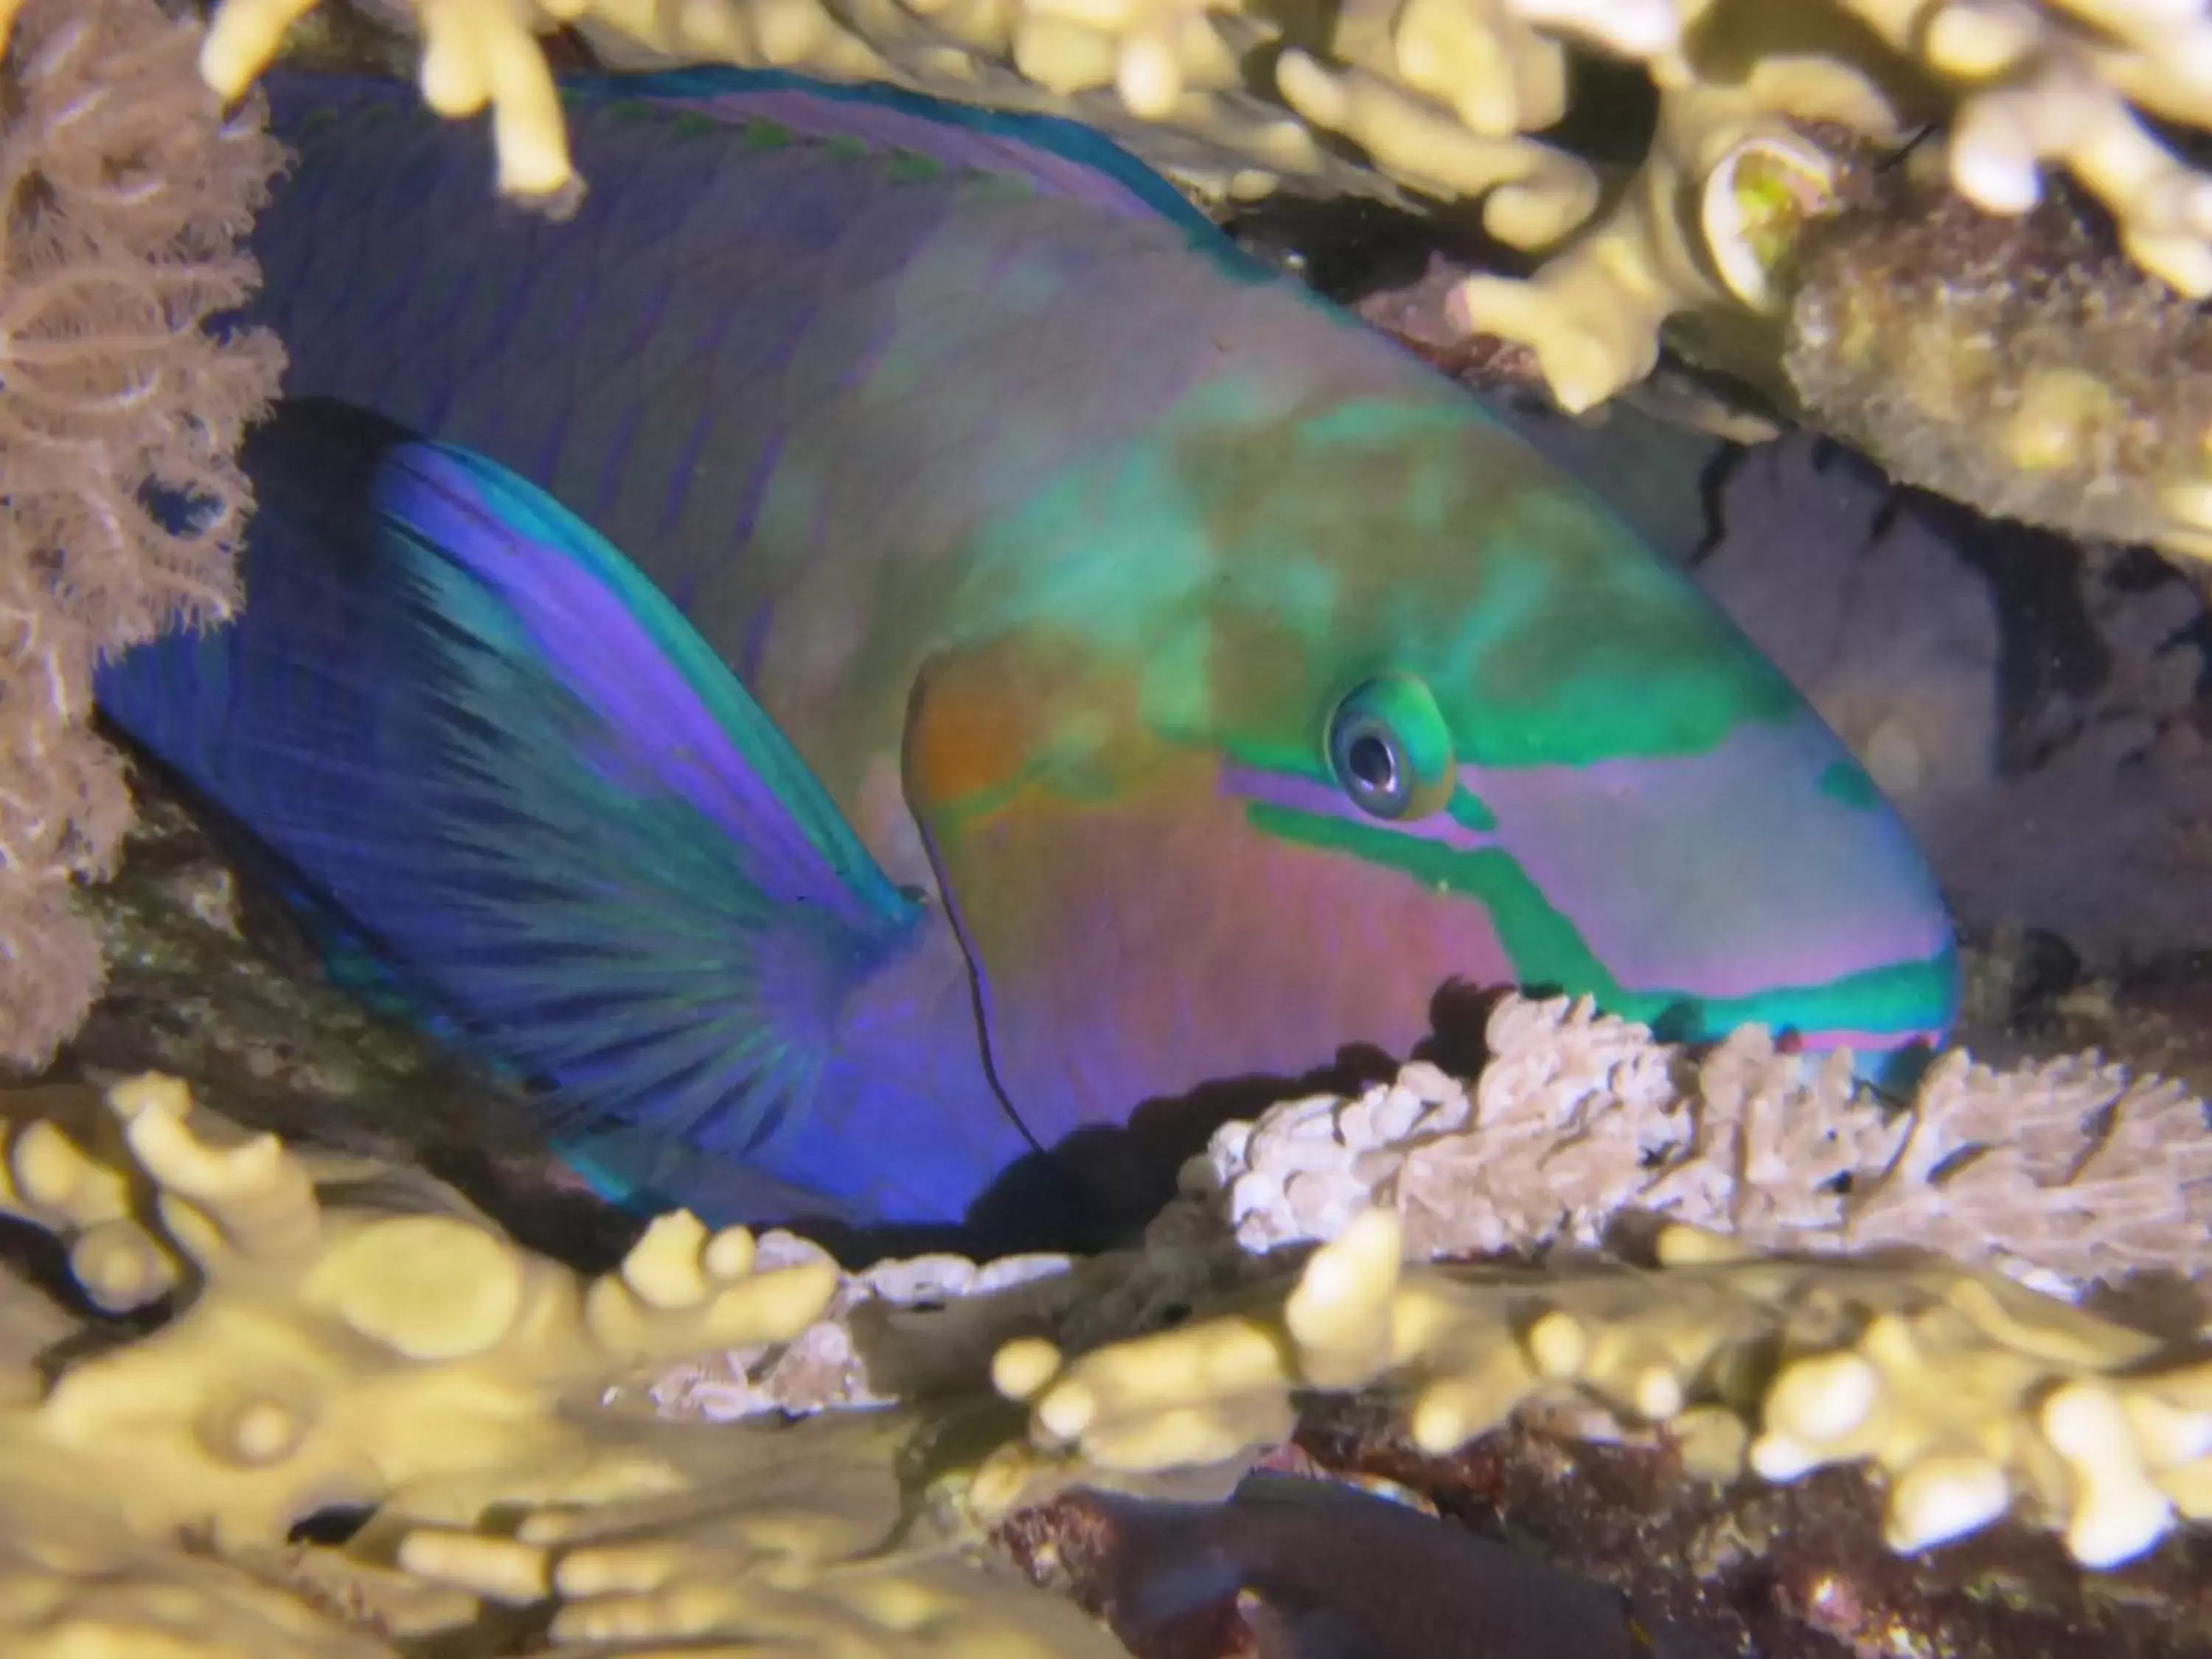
[644,1227,1250,1423]
[0,1073,1130,1656]
[1455,0,2212,409]
[1,1064,2207,1659]
[0,1515,401,1658]
[181,0,1677,226]
[0,1082,184,1313]
[16,1074,839,1548]
[168,0,2212,426]
[1822,0,2212,293]
[974,1207,2212,1568]
[198,0,580,198]
[395,1425,1119,1657]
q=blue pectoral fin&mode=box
[97,398,929,1222]
[554,1120,872,1227]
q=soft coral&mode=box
[0,0,282,1065]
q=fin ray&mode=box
[99,399,920,1206]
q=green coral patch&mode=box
[1447,790,1498,832]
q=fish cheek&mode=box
[902,633,1168,826]
[902,636,1239,1157]
[902,639,1498,1210]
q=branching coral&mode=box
[0,1071,1130,1656]
[0,0,282,1068]
[643,1224,1256,1424]
[187,0,1679,214]
[185,2,2212,401]
[1454,0,2212,412]
[9,1073,842,1545]
[975,1207,2212,1570]
[0,1060,2207,1659]
[1181,990,2212,1300]
[634,998,2212,1572]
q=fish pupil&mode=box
[1344,729,1400,800]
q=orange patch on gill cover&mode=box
[905,652,1037,807]
[904,633,1165,823]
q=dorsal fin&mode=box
[559,65,1225,233]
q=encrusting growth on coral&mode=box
[1784,159,2212,562]
[0,0,282,1068]
[1184,991,2212,1301]
[1449,0,2212,414]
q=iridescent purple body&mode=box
[97,69,1956,1243]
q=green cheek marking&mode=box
[1245,801,1953,1040]
[1251,799,1613,987]
[1448,790,1497,832]
[1818,761,1882,811]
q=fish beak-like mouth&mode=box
[1220,704,1958,1062]
[1462,707,1960,1057]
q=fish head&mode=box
[904,389,1956,1209]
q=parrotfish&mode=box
[97,69,1957,1245]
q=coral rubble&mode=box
[0,0,282,1068]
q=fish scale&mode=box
[260,79,1254,676]
[99,69,1957,1246]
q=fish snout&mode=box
[1472,710,1958,1062]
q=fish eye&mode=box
[1326,674,1454,820]
[1343,729,1399,796]
[1331,716,1411,815]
